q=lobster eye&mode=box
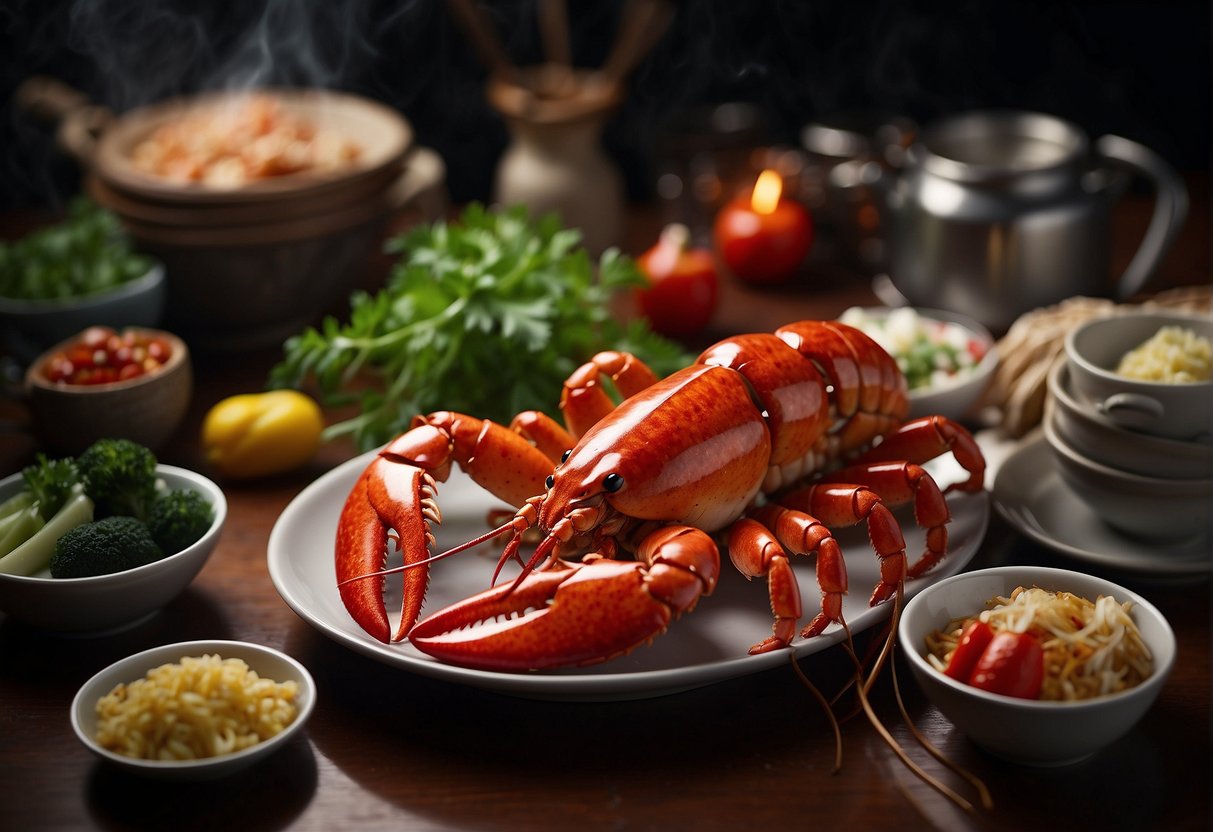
[602,473,625,493]
[560,449,572,463]
[545,474,555,490]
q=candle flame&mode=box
[750,169,783,214]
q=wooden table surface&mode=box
[1,176,1209,832]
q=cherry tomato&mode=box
[942,620,995,682]
[40,327,173,387]
[634,223,718,340]
[967,632,1044,699]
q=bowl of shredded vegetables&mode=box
[898,565,1175,766]
[836,306,997,420]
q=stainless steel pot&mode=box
[883,110,1188,333]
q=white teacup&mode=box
[1065,311,1212,442]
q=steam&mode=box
[63,0,379,109]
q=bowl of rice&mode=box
[70,640,315,780]
[836,306,997,420]
[898,566,1175,767]
[1065,311,1212,441]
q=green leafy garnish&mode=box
[0,198,152,301]
[270,204,692,452]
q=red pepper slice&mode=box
[967,632,1045,699]
[943,620,995,682]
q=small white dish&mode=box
[899,566,1176,766]
[836,305,998,420]
[992,436,1211,576]
[71,640,316,780]
[0,465,226,633]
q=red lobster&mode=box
[335,320,985,671]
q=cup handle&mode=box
[1094,134,1189,299]
[1098,391,1165,424]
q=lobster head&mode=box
[541,365,771,535]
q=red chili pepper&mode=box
[966,632,1045,699]
[943,619,995,682]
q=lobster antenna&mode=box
[884,586,994,810]
[840,604,979,814]
[336,519,517,586]
[790,654,843,773]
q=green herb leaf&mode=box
[0,198,151,301]
[270,204,693,452]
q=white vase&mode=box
[489,70,624,255]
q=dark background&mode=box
[0,0,1209,212]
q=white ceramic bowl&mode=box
[1065,310,1212,442]
[837,306,998,420]
[1046,360,1212,480]
[0,261,166,363]
[1043,415,1212,540]
[0,465,225,633]
[71,640,315,780]
[899,566,1176,766]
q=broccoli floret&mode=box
[21,453,81,519]
[76,439,158,521]
[49,515,163,578]
[147,489,214,554]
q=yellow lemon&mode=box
[202,390,324,479]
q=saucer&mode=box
[992,437,1212,576]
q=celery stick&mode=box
[0,491,35,522]
[0,508,30,541]
[0,493,94,576]
[0,506,43,558]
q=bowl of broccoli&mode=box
[0,438,226,634]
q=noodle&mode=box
[95,654,299,760]
[924,586,1153,701]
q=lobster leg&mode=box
[769,483,907,631]
[408,524,720,670]
[851,415,985,494]
[335,413,555,644]
[727,518,804,653]
[820,461,950,579]
[560,351,659,437]
[747,504,852,639]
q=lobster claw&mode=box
[336,456,439,644]
[408,559,675,671]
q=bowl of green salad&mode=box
[0,198,164,363]
[0,438,225,633]
[837,306,998,420]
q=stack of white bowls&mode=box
[1043,310,1212,541]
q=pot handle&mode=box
[1094,134,1188,299]
[14,76,114,165]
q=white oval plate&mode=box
[268,450,987,702]
[72,640,316,780]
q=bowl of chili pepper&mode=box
[897,566,1175,766]
[24,325,192,454]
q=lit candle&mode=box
[712,169,813,284]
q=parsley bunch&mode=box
[0,198,152,301]
[270,204,692,452]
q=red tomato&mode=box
[635,224,718,340]
[943,620,995,682]
[966,632,1045,699]
[40,327,172,387]
[713,196,813,285]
